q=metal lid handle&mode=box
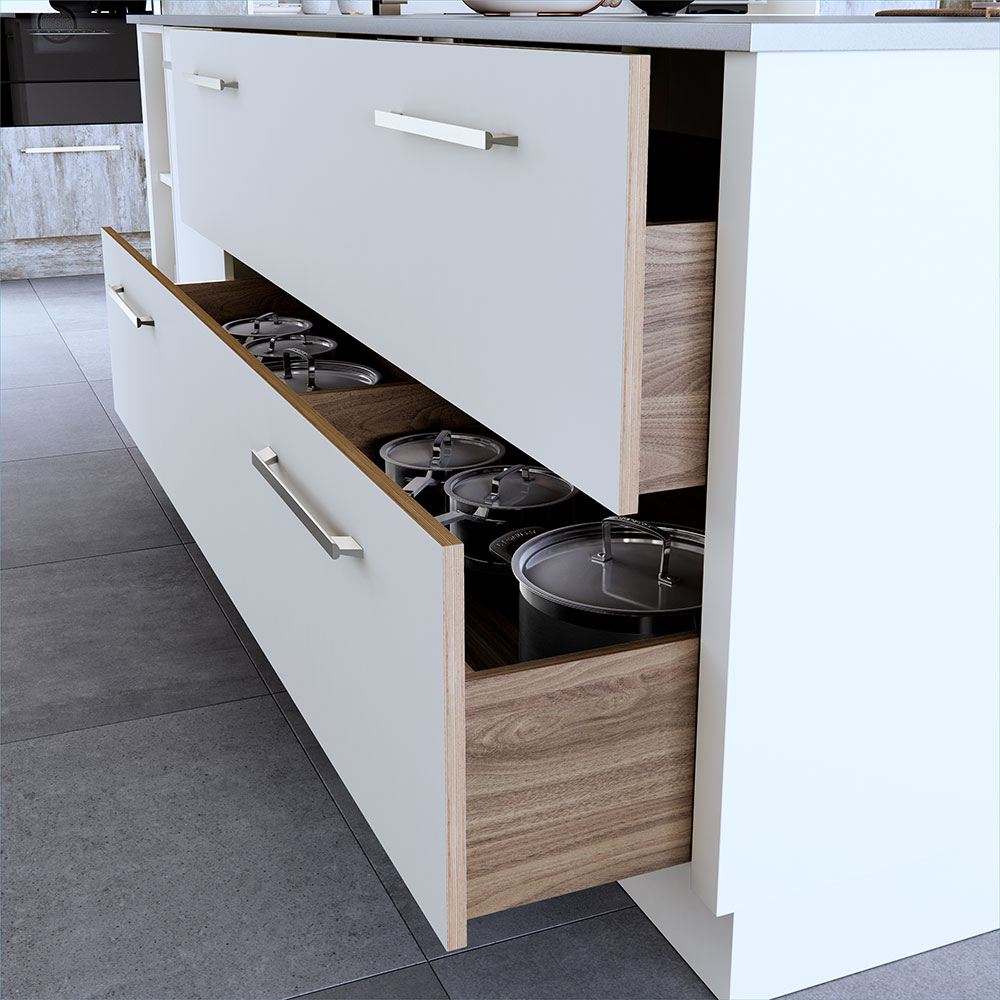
[252,311,279,335]
[486,464,532,505]
[592,516,677,587]
[430,429,453,468]
[272,346,314,388]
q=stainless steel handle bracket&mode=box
[183,72,239,91]
[374,110,517,150]
[251,447,363,560]
[107,284,154,328]
[593,515,677,587]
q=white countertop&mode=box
[128,12,999,52]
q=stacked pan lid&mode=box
[223,311,381,393]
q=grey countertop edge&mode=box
[127,13,999,52]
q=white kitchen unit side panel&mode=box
[168,30,640,512]
[102,232,463,950]
[136,26,176,280]
[161,27,228,282]
[628,48,999,1000]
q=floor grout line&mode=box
[267,692,433,964]
[123,446,190,547]
[180,543,283,693]
[0,445,128,465]
[279,960,433,1000]
[427,959,453,998]
[22,281,89,382]
[0,541,186,575]
[428,903,639,963]
[0,692,272,748]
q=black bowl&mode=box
[632,1,690,13]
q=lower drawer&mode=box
[101,227,698,951]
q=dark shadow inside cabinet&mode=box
[646,49,724,225]
[182,269,706,677]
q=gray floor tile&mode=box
[292,964,448,999]
[58,325,113,381]
[187,543,285,694]
[90,378,136,447]
[273,692,632,960]
[0,697,424,1000]
[129,447,195,544]
[1,383,122,462]
[0,329,86,389]
[0,281,57,337]
[1,450,181,569]
[432,908,714,1000]
[0,546,266,743]
[29,273,106,298]
[30,274,110,334]
[782,931,1000,1000]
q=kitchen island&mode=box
[117,12,999,999]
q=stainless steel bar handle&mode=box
[107,284,154,328]
[183,72,239,91]
[21,145,121,154]
[374,110,517,150]
[251,447,363,560]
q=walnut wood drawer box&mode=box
[102,228,702,952]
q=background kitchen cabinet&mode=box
[0,13,150,278]
[1,124,147,239]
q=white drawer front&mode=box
[168,29,648,513]
[101,230,466,950]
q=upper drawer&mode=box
[167,29,650,513]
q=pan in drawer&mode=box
[102,228,699,951]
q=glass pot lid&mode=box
[444,464,576,511]
[223,311,314,342]
[379,430,505,473]
[510,517,705,616]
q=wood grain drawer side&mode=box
[638,220,717,497]
[465,635,698,919]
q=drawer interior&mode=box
[180,266,702,924]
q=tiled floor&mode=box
[1,276,997,1000]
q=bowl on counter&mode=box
[463,1,621,14]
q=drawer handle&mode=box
[107,284,154,328]
[373,110,517,151]
[20,145,121,154]
[183,72,239,92]
[251,447,363,560]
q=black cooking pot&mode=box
[490,516,704,661]
[438,464,577,574]
[631,1,690,14]
[380,430,506,516]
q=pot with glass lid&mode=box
[439,464,577,573]
[379,429,506,516]
[224,312,337,359]
[490,516,704,661]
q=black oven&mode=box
[1,8,147,126]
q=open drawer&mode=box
[167,27,716,514]
[102,228,698,952]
